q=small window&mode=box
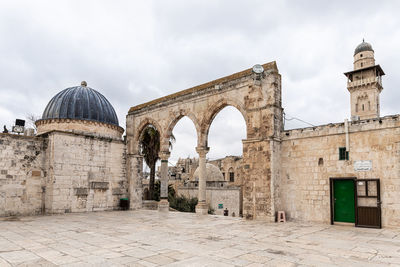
[360,54,363,57]
[360,62,363,67]
[229,172,234,182]
[339,147,349,160]
[362,104,364,111]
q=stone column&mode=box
[127,154,143,210]
[158,151,170,212]
[195,146,209,214]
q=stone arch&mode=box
[134,117,164,153]
[161,110,201,152]
[200,98,249,147]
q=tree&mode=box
[25,113,40,133]
[140,126,160,200]
[140,125,175,200]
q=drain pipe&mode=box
[345,119,349,153]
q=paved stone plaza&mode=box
[0,210,399,266]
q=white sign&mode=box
[354,160,372,171]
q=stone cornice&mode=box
[282,114,399,141]
[0,132,44,141]
[38,129,125,143]
[128,61,278,114]
[35,118,125,134]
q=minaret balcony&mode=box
[347,76,382,88]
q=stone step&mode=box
[142,200,158,210]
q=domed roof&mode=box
[41,82,119,126]
[193,163,224,182]
[354,40,374,56]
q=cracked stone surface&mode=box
[0,210,399,266]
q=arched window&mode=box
[228,167,234,182]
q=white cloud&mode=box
[0,0,399,163]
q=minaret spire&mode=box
[344,41,385,120]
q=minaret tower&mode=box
[344,40,385,120]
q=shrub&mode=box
[154,180,197,212]
[169,195,198,213]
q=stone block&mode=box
[90,182,109,190]
[31,170,41,176]
[75,188,88,196]
[112,188,124,195]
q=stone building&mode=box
[178,163,241,216]
[0,82,128,216]
[126,40,399,228]
[277,41,398,228]
[1,41,399,228]
[209,156,243,186]
[161,155,242,185]
[162,157,199,181]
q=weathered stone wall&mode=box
[278,115,400,227]
[0,133,46,216]
[36,119,124,140]
[44,131,128,213]
[209,156,242,185]
[126,62,283,220]
[178,186,240,216]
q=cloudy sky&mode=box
[1,0,399,165]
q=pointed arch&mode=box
[135,117,163,144]
[200,98,249,147]
[161,109,200,152]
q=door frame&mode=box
[329,177,357,225]
[355,178,381,229]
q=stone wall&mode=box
[178,186,240,216]
[36,118,124,140]
[127,61,283,220]
[44,131,128,213]
[278,115,400,227]
[0,133,46,216]
[209,156,242,186]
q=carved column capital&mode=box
[195,146,209,157]
[159,151,170,161]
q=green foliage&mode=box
[169,195,198,213]
[153,180,175,202]
[140,126,160,200]
[139,125,175,201]
[155,180,197,212]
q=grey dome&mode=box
[41,84,119,126]
[354,41,374,55]
[193,163,224,182]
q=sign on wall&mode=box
[354,160,372,171]
[218,204,223,209]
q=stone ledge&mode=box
[89,182,109,190]
[128,61,278,114]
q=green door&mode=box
[333,179,355,223]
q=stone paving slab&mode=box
[0,210,399,266]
